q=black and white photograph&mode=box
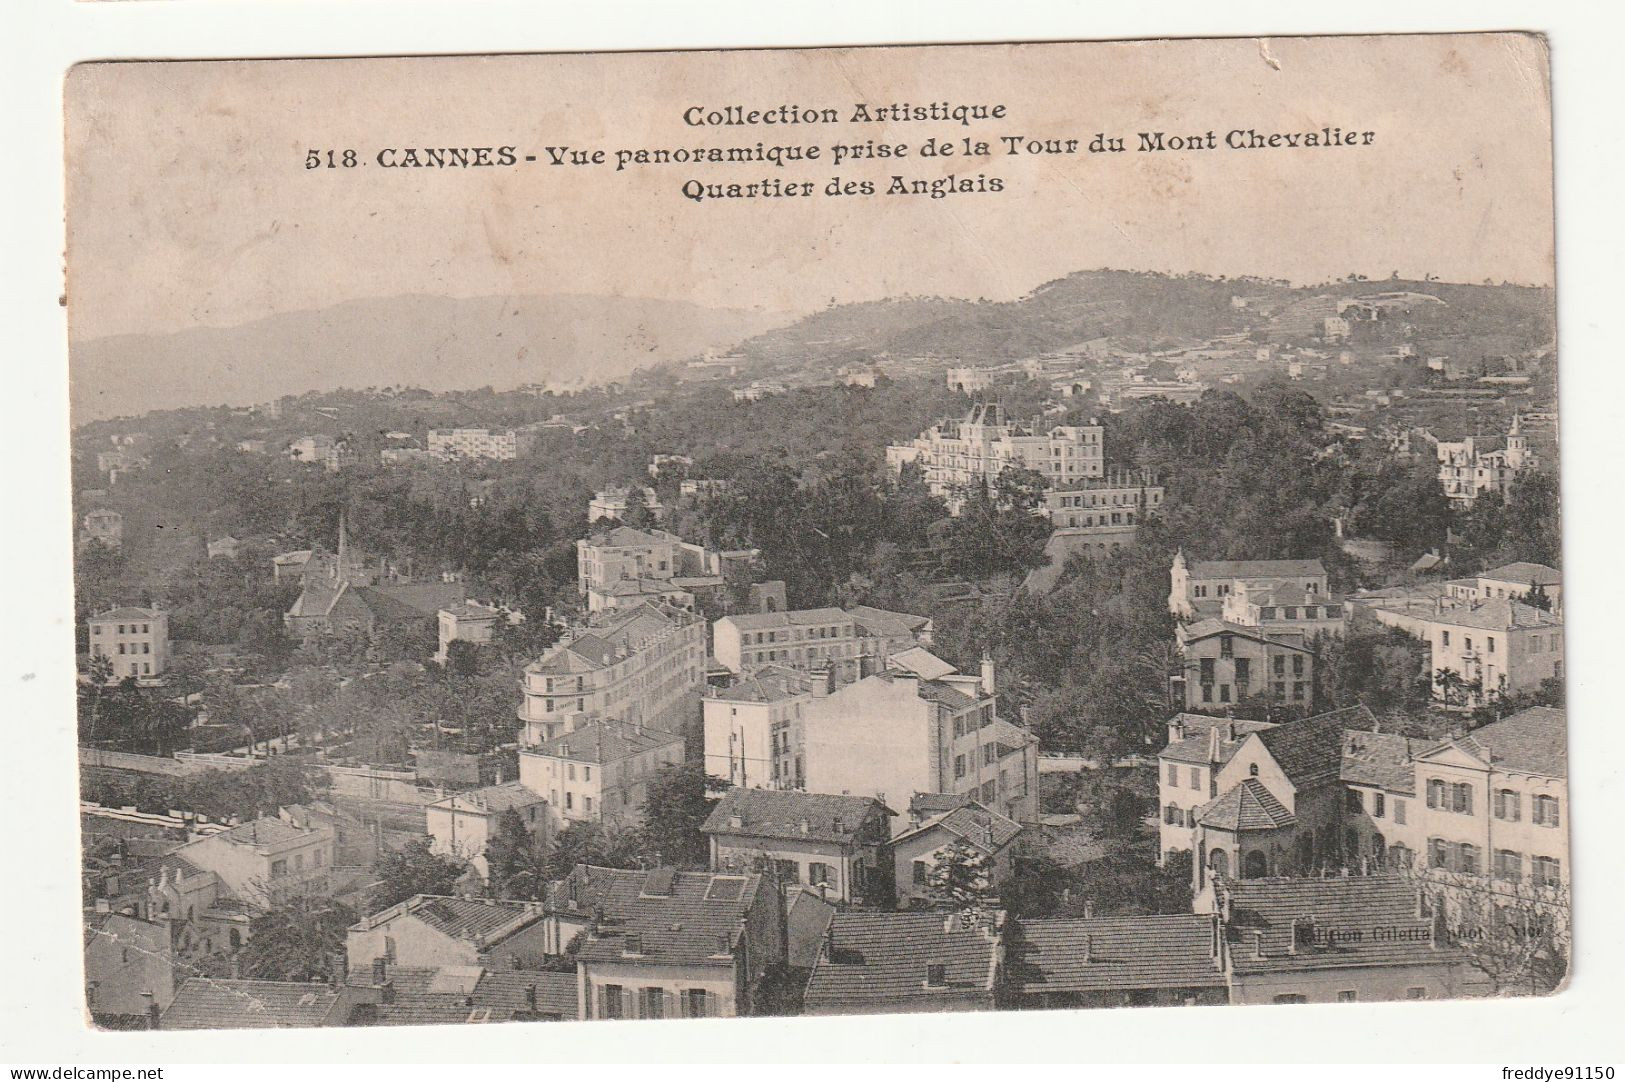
[56,31,1573,1038]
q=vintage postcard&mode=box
[66,33,1564,1031]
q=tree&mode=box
[636,762,716,868]
[1403,865,1570,996]
[543,820,642,880]
[484,807,548,900]
[369,837,468,911]
[923,839,998,915]
[238,893,356,982]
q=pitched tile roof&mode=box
[1222,874,1461,974]
[526,720,683,765]
[352,895,543,948]
[1007,915,1226,994]
[544,864,622,921]
[429,781,546,816]
[1189,559,1326,580]
[1161,716,1279,765]
[804,912,998,1008]
[701,788,892,845]
[845,605,930,639]
[1177,619,1315,652]
[572,867,763,967]
[886,647,957,681]
[160,979,338,1029]
[896,801,1023,854]
[1430,597,1561,631]
[1481,562,1560,586]
[709,663,818,704]
[352,582,468,622]
[786,888,837,970]
[1255,706,1376,788]
[206,816,317,849]
[589,526,675,548]
[1446,706,1567,778]
[341,965,577,1025]
[722,607,852,632]
[1196,779,1297,832]
[92,607,163,622]
[1340,729,1426,794]
[525,603,687,675]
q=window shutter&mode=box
[1548,799,1559,827]
[596,986,608,1019]
[623,988,635,1019]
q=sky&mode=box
[65,33,1554,342]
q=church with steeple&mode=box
[283,513,465,643]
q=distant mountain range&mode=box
[70,294,794,423]
[732,270,1555,368]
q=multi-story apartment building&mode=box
[712,606,931,676]
[1425,598,1563,708]
[571,866,784,1020]
[425,781,549,881]
[426,427,535,461]
[1445,562,1561,615]
[1435,416,1538,506]
[1173,619,1316,711]
[1168,553,1329,619]
[702,664,819,789]
[886,403,1105,513]
[701,788,895,904]
[1042,472,1165,531]
[1220,581,1347,640]
[435,599,505,663]
[87,606,169,682]
[517,720,685,830]
[170,814,334,909]
[516,602,705,746]
[800,651,1039,831]
[575,526,752,614]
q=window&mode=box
[1465,636,1473,653]
[1494,849,1523,881]
[1273,656,1286,676]
[983,743,998,767]
[809,862,830,886]
[1426,779,1445,808]
[1272,994,1307,1005]
[1248,763,1259,777]
[1234,658,1250,690]
[1405,987,1428,1000]
[1441,630,1450,647]
[641,988,665,1019]
[1337,991,1358,1003]
[1189,767,1202,791]
[1292,682,1305,701]
[1273,682,1285,699]
[1452,783,1474,815]
[954,754,966,779]
[1458,843,1480,874]
[1219,684,1231,703]
[1292,655,1305,677]
[1167,764,1179,785]
[1201,685,1213,704]
[565,792,574,810]
[1533,795,1560,827]
[1220,635,1234,659]
[1199,658,1215,684]
[271,859,288,878]
[1165,805,1180,826]
[1373,792,1385,818]
[584,767,591,782]
[1532,856,1561,886]
[1488,636,1496,654]
[567,764,576,781]
[685,989,709,1018]
[1283,607,1298,620]
[1429,838,1448,869]
[1394,799,1407,825]
[1495,789,1521,821]
[117,643,125,655]
[912,860,928,885]
[601,984,625,1019]
[583,797,593,815]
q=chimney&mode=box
[1170,716,1186,742]
[525,984,537,1011]
[1081,935,1093,963]
[1082,899,1094,919]
[924,962,947,988]
[372,956,387,986]
[1210,913,1221,958]
[1252,931,1266,959]
[799,818,810,836]
[979,653,996,696]
[1207,727,1222,764]
[380,980,395,1006]
[142,991,159,1030]
[1224,720,1236,742]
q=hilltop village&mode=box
[73,271,1565,1027]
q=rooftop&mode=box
[429,781,546,816]
[804,911,998,1008]
[1177,619,1314,652]
[1429,597,1561,632]
[207,816,317,849]
[895,801,1023,854]
[1196,778,1297,832]
[1255,706,1377,789]
[1222,874,1460,974]
[709,663,819,705]
[701,788,892,845]
[1481,562,1561,587]
[91,607,163,622]
[721,607,852,632]
[160,979,338,1029]
[845,605,931,639]
[1341,729,1427,794]
[1189,558,1327,580]
[571,866,764,967]
[351,895,544,947]
[1007,915,1227,995]
[1440,706,1567,778]
[526,720,683,765]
